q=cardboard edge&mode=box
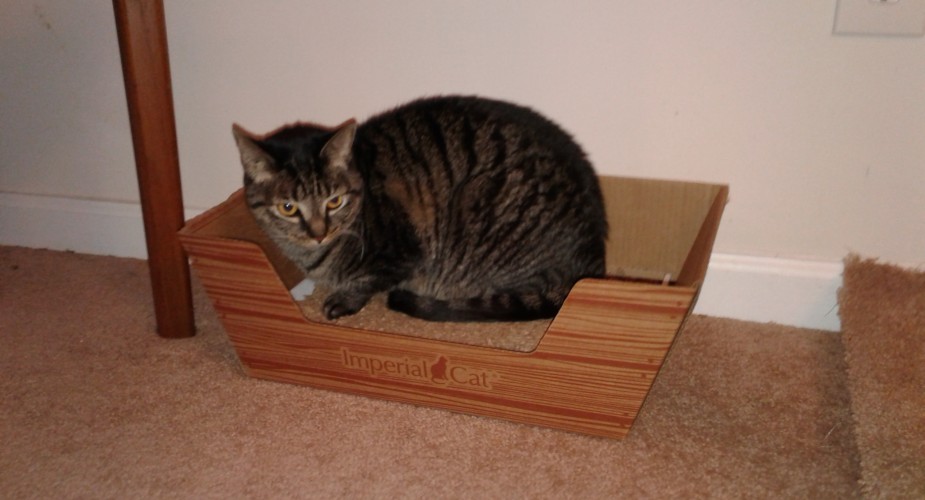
[677,184,729,288]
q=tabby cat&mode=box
[233,96,607,322]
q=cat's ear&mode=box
[320,119,357,169]
[232,123,276,183]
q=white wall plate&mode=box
[834,0,925,36]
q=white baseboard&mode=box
[0,192,202,259]
[0,192,842,331]
[695,254,842,332]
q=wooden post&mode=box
[113,0,195,338]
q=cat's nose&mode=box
[305,217,327,243]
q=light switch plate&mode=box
[834,0,925,36]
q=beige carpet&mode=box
[839,256,925,498]
[0,245,919,498]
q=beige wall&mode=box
[2,1,923,266]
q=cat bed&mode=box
[179,175,727,439]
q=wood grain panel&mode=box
[179,177,725,438]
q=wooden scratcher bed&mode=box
[179,175,727,439]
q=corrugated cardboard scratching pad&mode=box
[179,175,727,439]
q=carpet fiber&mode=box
[1,246,921,498]
[839,256,925,498]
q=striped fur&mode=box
[233,96,607,322]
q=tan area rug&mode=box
[5,245,914,498]
[839,255,925,498]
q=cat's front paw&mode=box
[323,291,369,320]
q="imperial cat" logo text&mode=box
[340,348,496,390]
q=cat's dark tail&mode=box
[386,289,565,322]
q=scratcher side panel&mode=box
[179,180,703,439]
[183,226,694,439]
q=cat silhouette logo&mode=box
[430,356,449,382]
[432,355,495,389]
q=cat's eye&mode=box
[276,202,299,217]
[326,195,345,211]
